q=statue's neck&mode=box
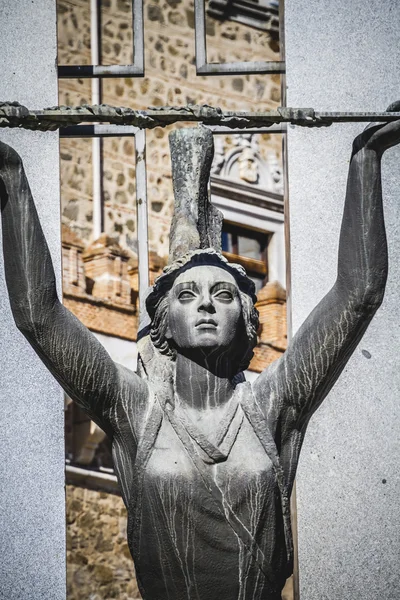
[174,352,235,411]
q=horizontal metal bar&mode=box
[2,103,400,131]
[60,124,139,138]
[207,124,286,134]
[58,64,143,78]
[197,61,285,75]
[61,124,286,137]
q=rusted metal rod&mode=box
[1,102,400,132]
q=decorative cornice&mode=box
[66,464,119,495]
[256,280,286,304]
[211,174,283,213]
[212,133,284,194]
[61,223,85,249]
[82,233,132,261]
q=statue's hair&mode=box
[146,251,259,373]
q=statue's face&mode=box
[167,265,242,351]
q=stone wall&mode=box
[66,485,140,600]
[58,0,282,255]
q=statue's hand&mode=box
[353,101,400,155]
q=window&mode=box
[207,0,280,37]
[221,222,270,291]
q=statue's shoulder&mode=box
[115,362,150,406]
[99,362,150,442]
[248,370,280,420]
[136,335,174,398]
[235,379,262,413]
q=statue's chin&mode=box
[174,343,232,363]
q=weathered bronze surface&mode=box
[2,100,400,131]
[1,104,399,599]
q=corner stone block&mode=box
[285,1,400,598]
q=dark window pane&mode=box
[238,235,262,260]
[221,231,229,252]
[221,221,270,285]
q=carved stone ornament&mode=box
[211,133,284,194]
[1,103,400,599]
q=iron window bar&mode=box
[194,0,285,75]
[2,103,400,130]
[60,124,149,309]
[58,0,144,78]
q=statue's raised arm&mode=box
[0,140,148,472]
[254,102,400,489]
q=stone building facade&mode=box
[57,0,291,598]
[58,0,282,250]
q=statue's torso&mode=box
[112,380,290,600]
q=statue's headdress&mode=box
[138,127,258,376]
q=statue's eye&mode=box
[178,290,196,301]
[214,290,233,302]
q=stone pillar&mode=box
[284,1,400,598]
[0,2,66,599]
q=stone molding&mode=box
[211,134,284,195]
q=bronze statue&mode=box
[1,103,400,600]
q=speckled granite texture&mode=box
[0,1,66,599]
[285,1,400,598]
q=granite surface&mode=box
[285,1,400,598]
[0,1,66,599]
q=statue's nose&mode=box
[198,295,216,313]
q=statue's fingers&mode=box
[362,102,400,135]
[0,141,22,169]
[363,101,400,133]
[386,100,400,113]
[380,120,400,150]
[363,122,383,134]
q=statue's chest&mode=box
[145,414,276,510]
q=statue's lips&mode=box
[196,319,218,329]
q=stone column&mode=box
[0,2,66,599]
[284,1,400,598]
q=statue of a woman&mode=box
[1,105,399,600]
